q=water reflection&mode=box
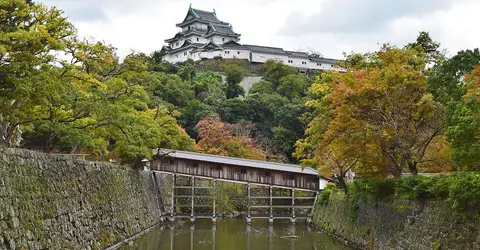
[120,218,351,250]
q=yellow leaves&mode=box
[465,66,480,103]
[310,82,330,96]
[298,45,445,178]
[418,136,455,173]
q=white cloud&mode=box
[40,0,479,59]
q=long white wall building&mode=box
[162,6,344,72]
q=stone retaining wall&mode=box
[0,148,163,250]
[313,192,480,250]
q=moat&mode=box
[119,218,351,250]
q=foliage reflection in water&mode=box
[120,218,351,250]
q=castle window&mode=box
[237,51,241,55]
[317,63,322,66]
[176,42,179,46]
[222,38,225,41]
[197,38,199,41]
[184,52,187,56]
[288,60,293,63]
[176,54,178,58]
[302,62,307,65]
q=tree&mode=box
[192,72,226,106]
[196,115,266,160]
[178,100,216,138]
[276,74,310,100]
[0,0,75,146]
[406,31,444,67]
[216,98,252,123]
[297,46,446,180]
[427,49,480,170]
[262,60,296,86]
[177,62,196,81]
[141,72,195,108]
[249,80,276,95]
[0,1,196,166]
[223,63,246,99]
[447,66,480,171]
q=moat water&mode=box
[119,218,351,250]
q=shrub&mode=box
[318,184,338,205]
[336,172,480,215]
[348,179,395,202]
[446,172,480,213]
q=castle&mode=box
[162,6,343,72]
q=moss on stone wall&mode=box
[313,192,480,250]
[0,148,162,250]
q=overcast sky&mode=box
[40,0,480,59]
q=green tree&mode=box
[141,72,195,108]
[406,31,444,67]
[177,62,196,81]
[262,60,296,86]
[178,100,216,138]
[447,66,480,171]
[216,98,252,123]
[0,0,75,146]
[249,80,276,95]
[276,74,310,100]
[192,72,226,106]
[223,63,246,98]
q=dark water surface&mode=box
[120,218,351,250]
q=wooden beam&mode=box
[152,170,320,192]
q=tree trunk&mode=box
[334,175,349,195]
[408,161,419,176]
[131,156,145,169]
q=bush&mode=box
[446,172,480,213]
[395,176,436,200]
[318,184,338,205]
[348,179,395,201]
[338,173,480,215]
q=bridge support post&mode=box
[151,172,161,218]
[269,185,273,224]
[290,188,296,224]
[191,176,195,222]
[247,183,251,224]
[171,174,176,222]
[308,191,319,223]
[212,179,217,223]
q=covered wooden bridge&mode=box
[151,149,329,223]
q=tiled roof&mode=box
[244,44,286,55]
[286,51,310,59]
[309,57,339,64]
[155,149,320,176]
[213,25,235,35]
[192,8,222,23]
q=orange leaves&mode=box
[299,46,445,178]
[195,115,267,160]
[465,66,480,104]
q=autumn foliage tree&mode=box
[195,115,266,160]
[296,46,446,190]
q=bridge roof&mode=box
[156,149,319,177]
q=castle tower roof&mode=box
[177,6,230,27]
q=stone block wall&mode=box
[0,148,163,250]
[313,192,480,250]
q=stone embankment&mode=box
[313,192,480,250]
[0,148,166,250]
